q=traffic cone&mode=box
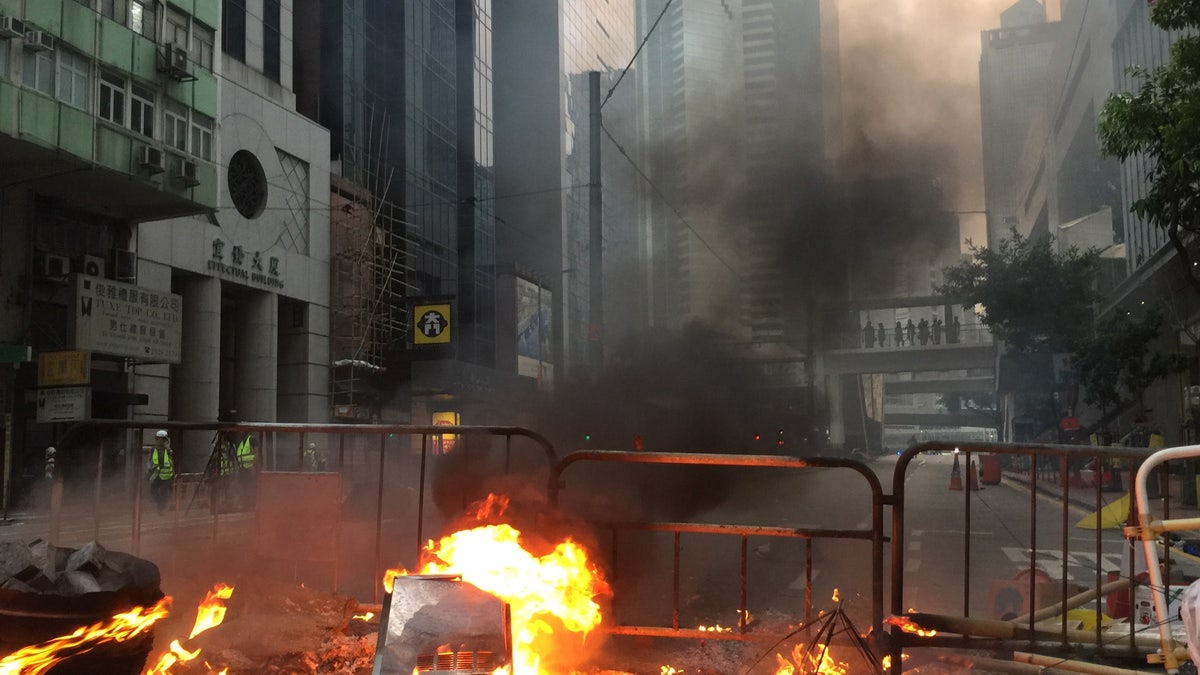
[949,453,963,490]
[968,459,981,491]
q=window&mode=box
[190,113,213,160]
[0,41,8,81]
[129,0,155,40]
[163,101,188,151]
[98,71,125,124]
[129,83,154,137]
[263,0,280,82]
[165,8,189,50]
[191,24,215,71]
[56,50,90,110]
[222,0,246,62]
[22,49,54,96]
[100,0,128,24]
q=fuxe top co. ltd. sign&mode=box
[68,276,183,363]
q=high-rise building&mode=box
[493,1,638,387]
[1111,0,1179,272]
[739,0,839,349]
[637,0,745,335]
[305,1,509,425]
[979,0,1058,247]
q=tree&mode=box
[1071,308,1191,417]
[1097,0,1200,292]
[937,228,1099,354]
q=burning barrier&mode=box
[0,582,232,675]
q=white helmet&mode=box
[155,430,168,439]
[45,446,55,456]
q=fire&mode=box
[387,493,610,675]
[883,615,937,637]
[698,625,732,633]
[144,583,235,674]
[773,643,849,675]
[353,611,376,621]
[188,584,234,639]
[0,598,170,675]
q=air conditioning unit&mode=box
[114,248,137,283]
[79,254,106,278]
[137,145,164,174]
[0,16,24,39]
[23,30,52,52]
[173,158,199,187]
[157,43,191,81]
[41,253,69,279]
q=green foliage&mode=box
[1098,0,1200,289]
[1072,307,1191,413]
[936,228,1100,354]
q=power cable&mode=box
[600,0,673,110]
[600,121,738,276]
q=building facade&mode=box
[0,0,222,485]
[493,1,639,388]
[979,0,1058,247]
[133,0,332,469]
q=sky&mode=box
[835,0,1061,249]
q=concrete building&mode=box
[1009,0,1123,248]
[0,0,222,483]
[978,0,1059,247]
[493,1,639,388]
[134,0,332,469]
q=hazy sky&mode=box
[836,0,1061,248]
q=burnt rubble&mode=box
[0,539,160,596]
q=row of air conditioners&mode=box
[0,17,55,52]
[39,251,137,283]
[137,146,200,187]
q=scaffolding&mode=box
[330,177,417,421]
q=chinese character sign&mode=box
[68,276,183,363]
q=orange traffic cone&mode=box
[949,453,963,491]
[968,459,982,491]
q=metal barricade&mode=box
[888,441,1165,673]
[549,450,886,642]
[45,421,556,603]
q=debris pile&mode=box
[0,540,160,596]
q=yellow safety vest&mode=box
[236,436,256,469]
[151,447,175,480]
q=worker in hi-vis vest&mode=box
[147,430,176,514]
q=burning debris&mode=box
[384,492,612,675]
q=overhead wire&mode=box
[600,122,739,277]
[600,0,673,110]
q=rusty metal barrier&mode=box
[888,441,1165,673]
[549,450,886,642]
[46,421,556,603]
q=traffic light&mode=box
[754,433,761,442]
[584,433,592,442]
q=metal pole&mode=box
[417,433,428,564]
[373,432,386,605]
[93,439,105,541]
[2,412,11,521]
[588,70,603,376]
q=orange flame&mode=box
[773,643,849,675]
[832,588,840,603]
[143,583,235,674]
[0,598,170,675]
[388,494,609,674]
[188,583,234,639]
[883,615,937,637]
[416,522,610,674]
[353,611,376,621]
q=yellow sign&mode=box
[37,351,91,387]
[432,410,460,454]
[413,303,452,345]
